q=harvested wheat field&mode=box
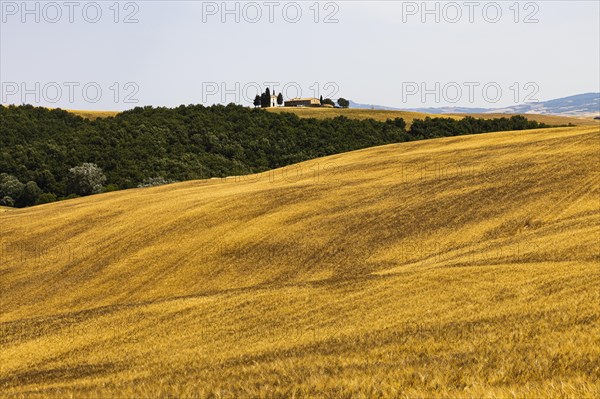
[63,110,121,120]
[454,113,600,127]
[1,126,599,398]
[266,107,439,124]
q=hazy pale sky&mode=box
[1,0,599,110]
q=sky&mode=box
[1,0,599,110]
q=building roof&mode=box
[285,98,320,102]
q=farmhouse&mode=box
[284,98,321,107]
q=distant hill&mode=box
[483,92,600,117]
[351,93,600,118]
[347,100,403,111]
[406,106,492,114]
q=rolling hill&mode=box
[1,125,599,398]
[469,92,600,118]
[67,107,600,127]
[266,107,599,126]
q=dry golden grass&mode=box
[267,107,440,124]
[267,107,600,127]
[65,109,120,119]
[1,126,599,398]
[454,112,600,127]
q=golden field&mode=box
[454,112,600,127]
[63,110,121,120]
[266,107,440,124]
[1,126,599,398]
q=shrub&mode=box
[59,194,80,201]
[67,163,107,196]
[137,177,178,188]
[337,98,350,108]
[36,192,58,205]
[103,184,120,193]
[20,181,42,206]
[0,173,24,200]
[1,196,15,207]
